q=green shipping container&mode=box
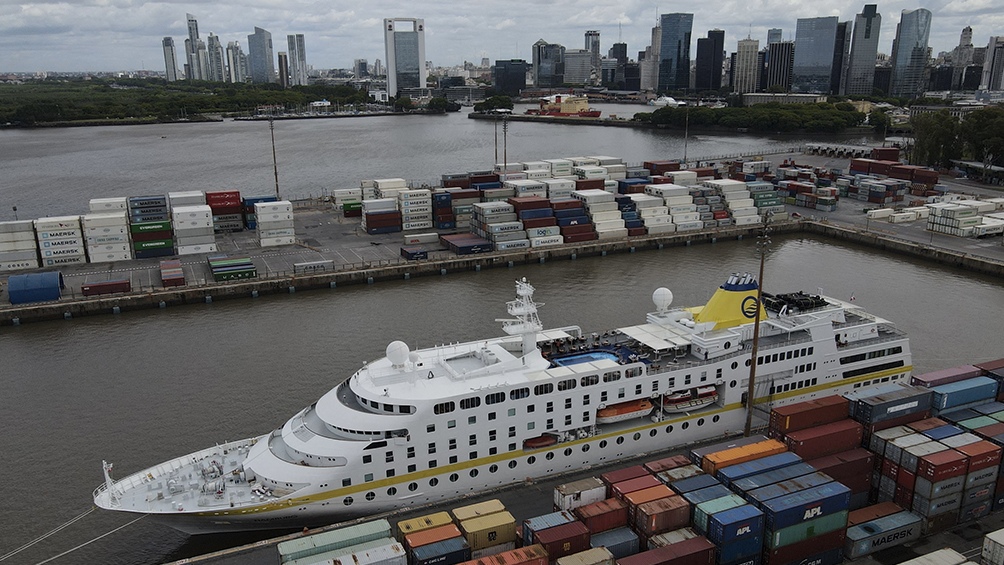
[343,202,363,212]
[694,494,746,534]
[768,510,848,549]
[131,221,172,233]
[278,519,392,562]
[133,239,174,251]
[960,416,997,430]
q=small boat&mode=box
[663,385,718,413]
[523,434,559,449]
[596,399,654,424]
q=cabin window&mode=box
[618,388,625,399]
[460,397,481,410]
[386,469,395,478]
[603,371,621,382]
[427,424,435,433]
[651,381,659,392]
[684,375,692,385]
[429,461,437,469]
[469,434,477,446]
[364,473,373,482]
[366,492,375,500]
[509,443,517,451]
[385,451,394,463]
[488,412,497,421]
[557,379,576,391]
[489,430,497,441]
[470,468,478,477]
[434,402,455,415]
[547,418,554,429]
[362,455,372,464]
[534,384,553,396]
[409,482,418,491]
[342,478,351,487]
[508,408,516,417]
[509,426,516,437]
[510,387,530,400]
[489,447,498,455]
[509,460,517,469]
[635,384,642,395]
[469,416,476,425]
[450,473,459,482]
[383,404,393,413]
[600,392,608,402]
[583,394,590,406]
[581,375,599,387]
[527,422,536,431]
[447,420,456,429]
[343,497,353,506]
[449,456,458,464]
[565,398,573,409]
[546,401,554,413]
[486,392,506,404]
[583,411,590,422]
[527,405,535,413]
[428,443,436,454]
[469,452,477,461]
[565,415,572,426]
[448,439,457,450]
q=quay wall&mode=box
[3,220,1003,326]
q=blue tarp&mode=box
[7,271,64,304]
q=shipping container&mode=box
[768,396,849,436]
[634,496,689,536]
[406,524,464,550]
[706,504,764,546]
[556,547,615,565]
[615,537,715,565]
[912,366,983,388]
[533,521,590,562]
[555,478,608,511]
[916,449,969,482]
[455,544,548,565]
[701,440,786,475]
[682,485,733,508]
[453,500,506,522]
[277,519,392,562]
[761,528,844,565]
[590,527,639,559]
[747,472,835,508]
[574,498,630,534]
[766,510,848,549]
[690,436,768,466]
[668,475,720,495]
[847,502,905,526]
[411,537,472,565]
[784,419,863,460]
[647,528,699,549]
[715,452,802,488]
[612,476,663,501]
[522,511,577,547]
[730,463,817,495]
[844,510,923,559]
[459,511,517,551]
[931,378,998,410]
[853,386,933,424]
[80,279,131,296]
[983,527,1004,565]
[658,465,704,484]
[644,455,692,475]
[761,482,850,531]
[693,494,747,534]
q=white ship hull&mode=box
[95,276,913,534]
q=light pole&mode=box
[744,212,772,437]
[269,116,280,200]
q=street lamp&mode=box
[269,116,280,200]
[744,212,772,437]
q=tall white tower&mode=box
[384,18,426,98]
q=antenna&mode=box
[619,22,623,43]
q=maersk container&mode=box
[714,535,762,564]
[278,519,392,562]
[411,537,471,565]
[668,474,719,495]
[589,527,638,559]
[766,510,848,549]
[913,474,965,500]
[522,510,577,546]
[931,378,998,410]
[706,504,764,546]
[693,494,746,534]
[761,482,850,531]
[844,511,923,559]
[731,463,816,495]
[912,490,963,517]
[716,452,802,487]
[747,472,834,508]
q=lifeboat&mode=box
[596,399,654,424]
[662,386,718,414]
[523,434,558,450]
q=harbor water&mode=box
[1,110,1000,565]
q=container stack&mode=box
[399,189,434,232]
[159,259,185,287]
[362,198,402,235]
[452,500,517,559]
[511,197,561,250]
[204,191,243,232]
[129,195,174,259]
[442,173,471,189]
[433,192,455,230]
[542,179,576,200]
[629,194,673,235]
[399,513,469,565]
[82,212,132,263]
[172,205,218,255]
[573,190,625,241]
[35,216,87,268]
[374,178,409,200]
[927,204,980,237]
[168,191,206,209]
[543,159,574,179]
[242,195,278,228]
[552,197,595,244]
[439,233,493,255]
[207,256,257,282]
[747,181,785,217]
[255,200,295,246]
[505,179,548,199]
[471,202,528,252]
[0,220,39,272]
[277,518,396,565]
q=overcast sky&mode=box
[0,1,1000,73]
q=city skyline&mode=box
[1,2,1000,73]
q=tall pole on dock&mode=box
[744,212,772,437]
[269,116,280,200]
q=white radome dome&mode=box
[386,341,410,366]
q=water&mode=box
[1,114,997,565]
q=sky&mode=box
[0,0,1000,73]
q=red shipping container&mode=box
[560,224,595,235]
[847,502,903,526]
[893,484,914,508]
[769,396,849,437]
[616,537,714,565]
[533,521,590,562]
[469,174,500,184]
[612,476,663,501]
[508,196,551,210]
[916,450,969,482]
[956,441,1002,471]
[522,217,558,229]
[443,178,470,189]
[975,423,1004,439]
[458,545,549,565]
[897,467,916,490]
[601,465,650,488]
[634,495,689,536]
[209,204,243,215]
[564,233,598,243]
[447,189,480,200]
[907,418,949,433]
[863,410,932,436]
[627,227,647,237]
[574,498,629,533]
[550,199,584,211]
[910,365,982,388]
[649,175,672,184]
[807,448,875,484]
[785,419,863,460]
[81,279,132,296]
[881,458,900,480]
[976,358,1004,373]
[645,455,691,475]
[575,179,605,190]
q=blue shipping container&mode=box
[553,208,586,219]
[716,452,803,487]
[707,505,765,546]
[589,527,639,559]
[670,474,720,495]
[410,537,471,565]
[6,271,64,304]
[522,511,576,546]
[731,463,817,495]
[923,425,964,441]
[682,485,733,507]
[715,534,762,564]
[624,220,645,229]
[748,472,834,508]
[932,377,998,410]
[762,482,850,531]
[519,208,554,220]
[433,193,453,205]
[719,555,760,565]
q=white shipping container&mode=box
[734,215,762,226]
[88,251,134,263]
[585,202,618,213]
[646,223,677,234]
[672,213,700,223]
[525,169,551,179]
[373,178,408,189]
[86,243,130,254]
[900,548,967,565]
[955,199,995,213]
[542,179,576,191]
[403,233,440,245]
[36,227,82,240]
[644,215,674,226]
[254,200,294,214]
[173,234,217,246]
[499,172,527,181]
[591,210,623,222]
[256,221,295,233]
[171,226,214,238]
[402,221,434,231]
[256,213,294,223]
[88,197,129,212]
[554,477,607,511]
[668,204,698,214]
[629,194,664,207]
[402,214,433,223]
[639,207,670,218]
[596,228,629,240]
[665,171,698,186]
[889,212,918,223]
[0,258,41,271]
[594,219,626,231]
[0,240,38,252]
[86,234,130,245]
[43,255,87,266]
[674,221,704,231]
[731,207,759,217]
[398,189,432,200]
[81,212,129,228]
[607,172,627,181]
[260,236,296,247]
[495,162,524,173]
[530,235,564,247]
[984,528,1004,565]
[0,220,36,234]
[526,226,561,238]
[174,218,214,229]
[523,161,551,171]
[177,243,219,256]
[495,239,530,250]
[172,205,213,219]
[0,249,39,261]
[726,199,755,209]
[0,230,37,244]
[472,202,515,215]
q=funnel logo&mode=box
[741,296,759,319]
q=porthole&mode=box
[633,433,641,441]
[546,452,555,460]
[649,429,658,438]
[665,425,674,433]
[449,473,459,482]
[582,444,590,452]
[343,497,353,506]
[365,492,375,501]
[730,380,737,388]
[713,415,720,423]
[528,456,537,465]
[408,482,418,491]
[429,478,439,487]
[599,440,608,448]
[564,448,572,456]
[682,422,689,430]
[489,464,498,473]
[508,460,517,469]
[387,487,397,496]
[616,437,625,445]
[470,469,479,478]
[745,359,751,367]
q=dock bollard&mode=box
[63,312,72,320]
[404,272,410,279]
[252,290,259,298]
[329,281,337,289]
[288,286,296,294]
[630,247,636,253]
[539,257,545,264]
[12,318,20,326]
[367,276,374,284]
[205,296,213,304]
[601,250,607,256]
[474,265,480,272]
[658,243,664,250]
[712,237,717,244]
[159,301,166,309]
[112,306,121,315]
[508,261,513,268]
[440,268,446,276]
[571,253,577,260]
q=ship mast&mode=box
[102,460,119,506]
[744,213,772,436]
[497,278,543,362]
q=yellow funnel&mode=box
[692,274,767,330]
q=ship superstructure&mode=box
[94,275,911,533]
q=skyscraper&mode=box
[585,30,601,73]
[767,28,783,45]
[278,52,290,89]
[493,59,529,95]
[657,13,694,92]
[287,34,308,86]
[563,49,593,84]
[354,59,369,78]
[384,18,426,97]
[695,29,725,91]
[532,39,565,88]
[792,16,839,93]
[185,13,204,81]
[207,34,226,82]
[766,41,795,91]
[952,27,974,90]
[831,21,852,94]
[247,26,275,83]
[226,41,247,83]
[640,23,661,91]
[889,8,932,98]
[162,37,179,82]
[981,37,1004,90]
[733,38,760,94]
[609,43,628,65]
[843,5,881,96]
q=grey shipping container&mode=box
[589,527,638,559]
[844,511,923,559]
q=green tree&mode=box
[473,95,513,113]
[959,107,1004,178]
[868,109,891,135]
[393,97,414,111]
[910,110,961,168]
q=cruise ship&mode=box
[93,275,912,533]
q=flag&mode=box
[850,294,856,302]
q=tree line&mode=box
[633,102,866,133]
[909,107,1004,171]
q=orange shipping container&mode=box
[624,485,675,509]
[701,439,786,475]
[457,543,549,565]
[405,523,463,550]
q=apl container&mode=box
[761,482,850,531]
[706,504,764,546]
[668,475,719,495]
[693,494,746,534]
[590,527,639,559]
[844,510,923,559]
[766,510,848,549]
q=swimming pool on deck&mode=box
[553,351,621,367]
